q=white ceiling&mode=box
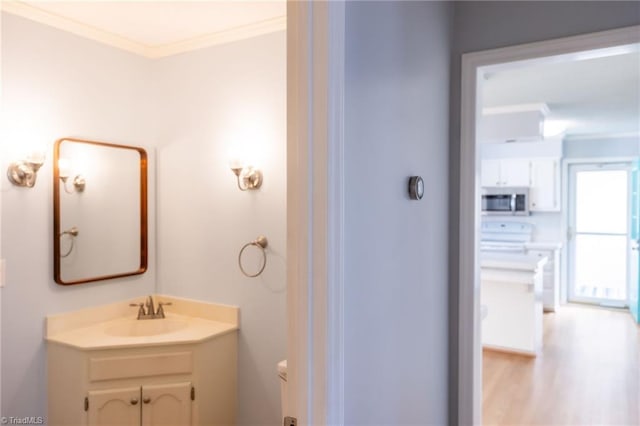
[482,49,640,139]
[2,1,286,58]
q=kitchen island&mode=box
[481,253,547,356]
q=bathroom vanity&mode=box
[46,296,238,426]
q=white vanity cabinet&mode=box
[529,158,561,212]
[87,382,192,426]
[49,334,237,426]
[481,158,531,187]
[526,245,561,311]
[46,296,239,426]
[87,387,141,425]
[140,382,193,426]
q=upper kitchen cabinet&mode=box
[530,158,561,212]
[481,158,531,187]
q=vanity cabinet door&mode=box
[87,387,141,426]
[141,382,192,426]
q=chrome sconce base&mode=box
[7,160,44,188]
[60,175,86,193]
[231,166,263,191]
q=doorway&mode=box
[458,25,640,425]
[567,162,632,306]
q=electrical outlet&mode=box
[283,416,297,426]
[0,258,5,288]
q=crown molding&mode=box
[149,15,286,59]
[482,102,550,116]
[1,1,286,59]
[564,131,640,141]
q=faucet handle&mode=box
[129,303,145,319]
[156,302,172,318]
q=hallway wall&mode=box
[344,1,453,423]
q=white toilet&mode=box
[277,360,288,419]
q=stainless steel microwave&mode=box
[481,187,530,216]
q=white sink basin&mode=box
[104,318,189,337]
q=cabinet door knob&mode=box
[143,397,151,404]
[130,398,139,405]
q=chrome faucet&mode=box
[145,295,155,319]
[129,295,172,320]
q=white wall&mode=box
[0,13,157,418]
[344,2,452,423]
[153,32,286,426]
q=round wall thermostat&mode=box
[408,176,424,200]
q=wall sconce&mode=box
[6,149,46,188]
[58,158,86,193]
[229,159,262,191]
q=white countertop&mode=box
[46,295,239,350]
[525,241,563,250]
[46,313,237,350]
[481,253,548,272]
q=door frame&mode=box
[286,1,345,424]
[564,159,634,305]
[458,26,640,425]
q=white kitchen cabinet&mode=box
[481,254,546,356]
[481,158,531,187]
[527,246,561,311]
[530,158,561,212]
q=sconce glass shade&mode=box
[57,157,85,193]
[58,158,71,179]
[230,165,262,191]
[25,149,46,168]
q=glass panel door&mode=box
[568,163,631,305]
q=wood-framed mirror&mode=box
[53,137,148,285]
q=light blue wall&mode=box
[564,137,639,158]
[1,14,285,424]
[1,13,157,418]
[344,2,453,423]
[153,32,287,426]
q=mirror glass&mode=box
[53,138,148,285]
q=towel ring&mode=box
[238,236,268,278]
[59,226,79,258]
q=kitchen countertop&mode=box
[481,253,548,272]
[525,241,563,250]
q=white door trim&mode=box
[286,1,345,424]
[458,25,640,425]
